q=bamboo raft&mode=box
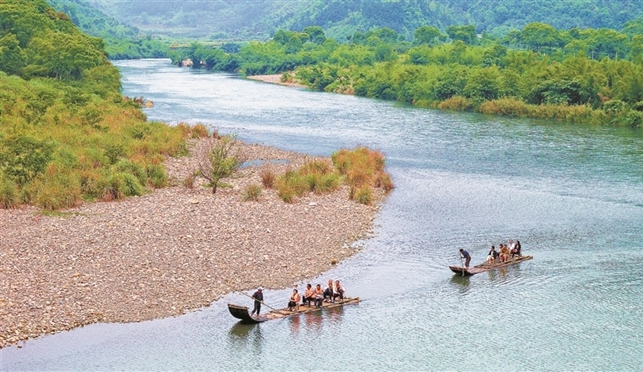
[449,255,533,276]
[228,297,361,324]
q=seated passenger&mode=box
[302,283,314,306]
[313,284,324,308]
[323,279,335,302]
[486,245,499,264]
[288,289,300,311]
[333,280,345,301]
[511,240,522,257]
[500,244,510,262]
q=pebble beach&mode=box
[0,139,386,348]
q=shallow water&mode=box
[2,59,643,370]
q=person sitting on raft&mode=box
[499,244,510,262]
[511,240,522,257]
[313,284,324,308]
[302,283,314,306]
[288,288,300,311]
[323,279,335,302]
[333,280,345,301]
[486,245,499,264]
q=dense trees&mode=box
[0,0,187,210]
[175,21,643,127]
[76,0,643,42]
[47,0,170,59]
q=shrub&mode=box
[260,168,275,188]
[315,173,341,194]
[438,96,474,111]
[147,164,167,188]
[114,159,147,185]
[120,173,144,196]
[32,169,82,210]
[191,123,209,138]
[277,185,295,203]
[183,171,198,189]
[242,184,262,201]
[0,172,19,209]
[354,185,373,205]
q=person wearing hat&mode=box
[251,287,263,317]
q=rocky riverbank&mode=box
[0,139,386,348]
[246,74,307,88]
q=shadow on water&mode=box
[449,275,471,290]
[228,322,262,342]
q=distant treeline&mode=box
[171,22,643,127]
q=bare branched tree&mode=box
[197,135,243,193]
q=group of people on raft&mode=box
[459,239,522,268]
[250,279,346,317]
[288,279,346,311]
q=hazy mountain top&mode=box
[69,0,643,40]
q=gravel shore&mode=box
[246,74,307,88]
[0,139,386,349]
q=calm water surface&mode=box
[2,59,643,370]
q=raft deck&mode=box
[450,255,533,276]
[228,297,361,324]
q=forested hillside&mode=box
[0,0,187,210]
[83,0,643,40]
[46,0,169,58]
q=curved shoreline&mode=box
[0,139,386,348]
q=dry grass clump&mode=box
[275,159,341,203]
[242,184,262,201]
[332,147,394,205]
[260,168,275,188]
[438,96,474,111]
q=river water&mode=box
[2,59,643,370]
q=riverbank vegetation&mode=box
[173,22,643,127]
[268,147,393,205]
[0,0,188,210]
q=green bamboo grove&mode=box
[173,22,643,127]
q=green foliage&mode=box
[0,171,19,209]
[197,136,242,193]
[47,0,170,59]
[0,0,187,210]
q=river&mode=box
[2,59,643,370]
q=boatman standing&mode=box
[459,249,471,268]
[251,287,263,317]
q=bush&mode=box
[277,185,295,203]
[147,164,167,188]
[183,171,197,189]
[354,185,373,205]
[260,168,275,188]
[114,159,147,185]
[242,184,262,201]
[190,123,209,138]
[0,172,19,209]
[32,169,82,210]
[438,96,474,111]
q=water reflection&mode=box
[449,275,471,290]
[228,322,264,353]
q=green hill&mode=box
[46,0,170,58]
[0,0,186,210]
[81,0,643,40]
